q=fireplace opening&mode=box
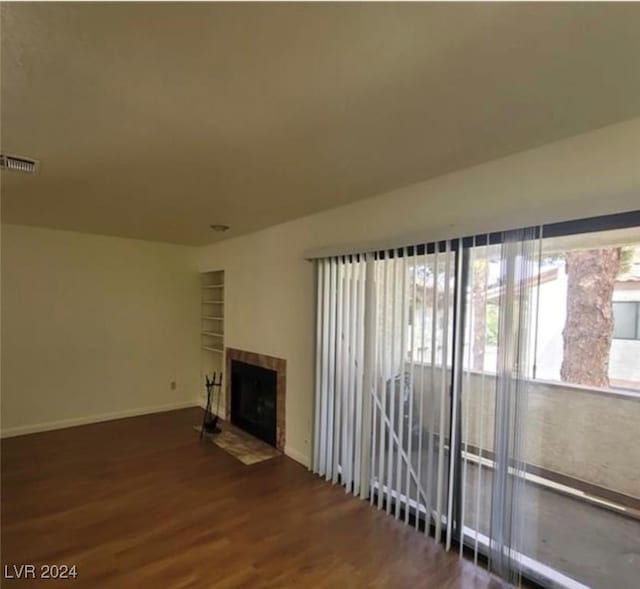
[230,360,277,447]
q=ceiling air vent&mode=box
[0,154,39,174]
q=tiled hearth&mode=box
[225,347,286,451]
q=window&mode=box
[613,301,640,340]
[451,232,640,392]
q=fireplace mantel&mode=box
[225,348,286,451]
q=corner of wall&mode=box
[284,444,310,468]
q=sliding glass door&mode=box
[313,212,640,589]
[446,225,640,588]
[369,246,454,532]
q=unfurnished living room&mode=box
[1,2,639,588]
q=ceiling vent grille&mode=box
[0,154,39,174]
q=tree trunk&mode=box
[560,248,620,388]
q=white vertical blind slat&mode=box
[346,258,358,491]
[425,247,439,534]
[405,255,417,524]
[313,260,324,472]
[414,246,428,530]
[325,261,335,480]
[446,239,464,551]
[376,258,385,509]
[332,260,344,483]
[459,240,475,556]
[386,256,398,515]
[369,256,380,505]
[394,251,407,519]
[318,260,331,477]
[326,259,338,480]
[435,243,451,541]
[354,258,366,496]
[360,255,375,499]
[377,258,390,510]
[342,260,352,486]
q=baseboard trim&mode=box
[1,401,199,439]
[285,445,310,468]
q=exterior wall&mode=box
[610,339,640,383]
[412,364,640,499]
[530,271,567,381]
[611,285,640,384]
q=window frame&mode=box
[613,300,640,341]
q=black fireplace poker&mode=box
[200,372,223,438]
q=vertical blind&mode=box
[312,228,542,585]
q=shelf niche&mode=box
[201,270,225,395]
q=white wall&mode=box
[1,224,201,437]
[193,118,640,467]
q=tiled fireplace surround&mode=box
[224,347,286,451]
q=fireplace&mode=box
[225,348,286,451]
[230,360,277,446]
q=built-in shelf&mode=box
[202,346,223,354]
[201,269,225,383]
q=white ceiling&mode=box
[2,2,640,245]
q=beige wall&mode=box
[1,224,201,436]
[193,118,640,466]
[411,365,640,499]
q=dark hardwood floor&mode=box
[1,408,508,588]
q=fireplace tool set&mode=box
[200,372,223,439]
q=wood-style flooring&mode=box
[1,408,508,588]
